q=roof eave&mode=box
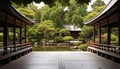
[84,0,118,25]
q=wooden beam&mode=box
[0,11,6,22]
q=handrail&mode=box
[0,43,32,56]
[88,42,120,55]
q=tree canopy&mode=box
[12,0,107,45]
[65,0,87,27]
[10,0,91,6]
[83,0,105,21]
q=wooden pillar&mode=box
[99,22,101,44]
[93,25,95,43]
[25,25,27,43]
[13,18,16,51]
[20,27,22,44]
[118,26,120,46]
[107,19,111,45]
[3,15,8,54]
[118,12,120,46]
[13,19,16,45]
[99,27,102,44]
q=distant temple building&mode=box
[64,25,81,39]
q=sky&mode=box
[87,0,110,11]
[33,1,45,9]
[34,0,111,11]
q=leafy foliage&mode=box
[83,0,105,21]
[28,20,55,45]
[55,36,63,43]
[13,3,35,20]
[59,29,70,36]
[95,33,118,44]
[65,0,87,27]
[10,0,90,6]
[37,20,55,33]
[63,36,74,42]
[78,43,87,51]
[40,5,65,28]
[79,25,93,41]
[0,33,3,41]
[92,0,105,10]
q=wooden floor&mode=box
[0,51,120,69]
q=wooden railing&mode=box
[0,43,32,65]
[0,43,32,56]
[88,42,120,55]
[88,43,120,54]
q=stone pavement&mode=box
[0,51,120,69]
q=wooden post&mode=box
[93,25,95,43]
[20,26,22,44]
[3,14,8,54]
[118,26,120,46]
[25,25,27,43]
[13,18,16,51]
[99,27,102,44]
[107,19,111,45]
[99,22,101,44]
[118,12,120,46]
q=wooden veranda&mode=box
[84,0,120,63]
[0,0,33,66]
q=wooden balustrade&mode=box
[0,43,32,56]
[88,43,120,55]
[88,42,120,62]
[0,43,32,65]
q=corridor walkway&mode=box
[0,51,120,69]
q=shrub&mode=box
[78,38,85,43]
[0,33,3,41]
[63,36,74,42]
[73,42,81,46]
[94,33,118,44]
[78,44,88,51]
[55,36,63,43]
[95,38,99,43]
[0,33,3,37]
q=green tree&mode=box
[79,25,93,42]
[28,4,41,23]
[40,5,65,28]
[28,24,43,45]
[17,7,35,19]
[37,20,55,47]
[92,0,105,10]
[65,0,87,27]
[12,3,35,19]
[59,29,70,36]
[84,0,105,21]
[49,6,65,28]
[63,36,74,42]
[10,0,90,6]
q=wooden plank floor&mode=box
[0,51,120,69]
